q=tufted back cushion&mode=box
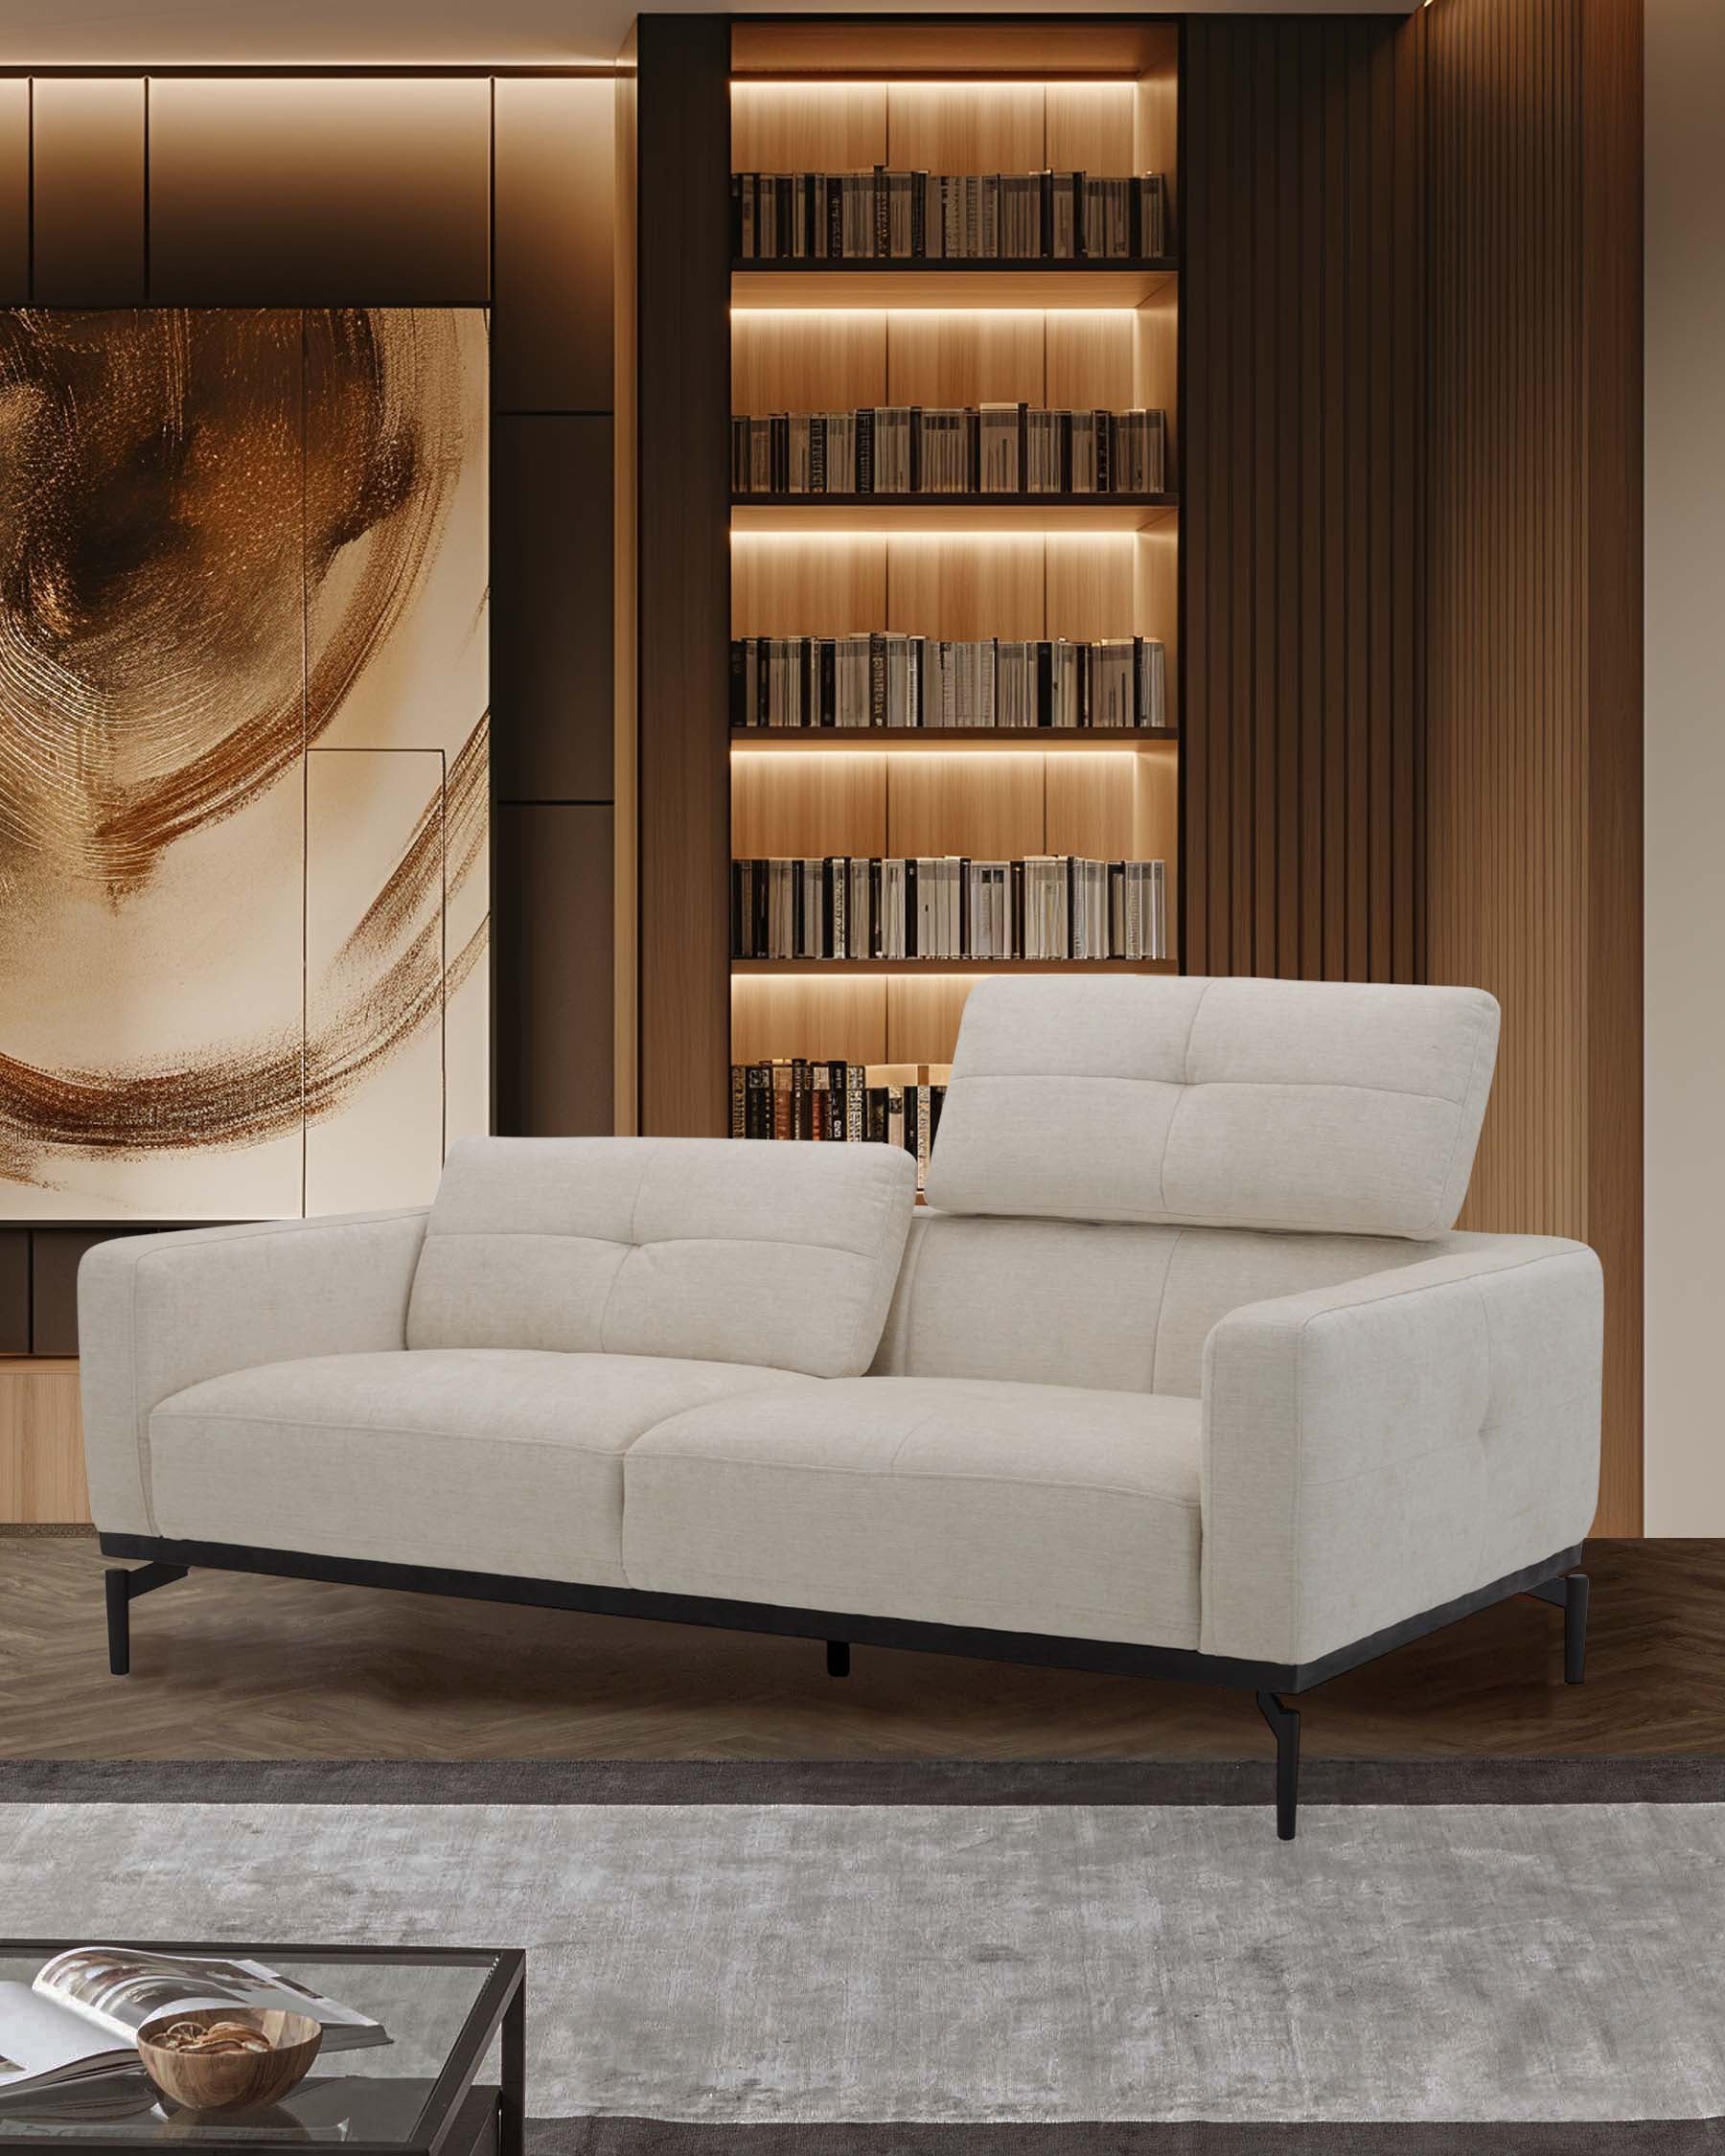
[871,1211,1458,1396]
[923,975,1500,1240]
[408,1136,916,1376]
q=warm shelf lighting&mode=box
[730,305,1140,318]
[729,528,1138,543]
[730,79,1135,93]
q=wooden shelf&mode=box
[732,263,1177,309]
[732,495,1177,534]
[730,728,1177,751]
[732,958,1178,976]
[731,19,1176,79]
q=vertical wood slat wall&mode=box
[1183,16,1425,984]
[1426,0,1644,1534]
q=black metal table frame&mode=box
[0,1938,525,2156]
[99,1531,1591,1841]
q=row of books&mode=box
[730,405,1167,496]
[731,856,1169,962]
[732,170,1170,262]
[730,634,1168,732]
[732,1057,951,1162]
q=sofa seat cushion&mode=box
[622,1377,1202,1649]
[148,1349,815,1586]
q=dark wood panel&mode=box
[1581,0,1645,1542]
[634,15,731,1135]
[29,1230,135,1358]
[1183,16,1423,984]
[492,77,615,412]
[492,418,614,805]
[147,78,490,304]
[493,805,614,1136]
[0,80,27,303]
[31,78,145,304]
[1426,0,1644,1533]
[0,1232,27,1357]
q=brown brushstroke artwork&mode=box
[0,307,489,1218]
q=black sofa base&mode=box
[98,1531,1589,1841]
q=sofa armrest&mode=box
[1199,1234,1602,1666]
[79,1210,429,1536]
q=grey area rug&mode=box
[4,1760,1725,2144]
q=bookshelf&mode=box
[631,14,1182,1136]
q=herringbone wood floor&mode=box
[1,1536,1720,1760]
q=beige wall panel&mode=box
[731,83,887,172]
[887,753,1044,859]
[149,79,489,304]
[310,310,490,757]
[1045,312,1136,412]
[0,80,26,303]
[886,975,980,1064]
[732,310,886,415]
[730,977,887,1066]
[886,85,1044,172]
[1045,535,1137,641]
[731,751,887,858]
[494,77,615,412]
[886,537,1045,639]
[304,750,447,1216]
[1045,85,1137,175]
[0,1363,88,1526]
[731,535,887,636]
[0,312,305,1223]
[32,79,145,305]
[886,311,1045,407]
[1644,0,1712,1530]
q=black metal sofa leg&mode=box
[1527,1569,1591,1685]
[826,1640,851,1679]
[104,1562,190,1676]
[1255,1689,1301,1841]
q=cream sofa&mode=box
[81,975,1602,1836]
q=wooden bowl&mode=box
[137,2009,322,2114]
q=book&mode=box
[731,855,1169,960]
[729,635,1165,732]
[731,404,1166,497]
[0,1948,387,2101]
[732,168,1170,263]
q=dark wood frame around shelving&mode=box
[635,11,1184,1135]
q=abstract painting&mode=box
[0,308,488,1220]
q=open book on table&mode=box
[0,1948,389,2100]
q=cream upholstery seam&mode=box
[628,1455,1200,1506]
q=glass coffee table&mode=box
[0,1942,524,2156]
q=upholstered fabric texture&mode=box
[79,1210,429,1537]
[1200,1236,1604,1664]
[872,1212,1450,1397]
[150,1350,814,1582]
[407,1136,917,1377]
[623,1376,1202,1646]
[924,975,1501,1238]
